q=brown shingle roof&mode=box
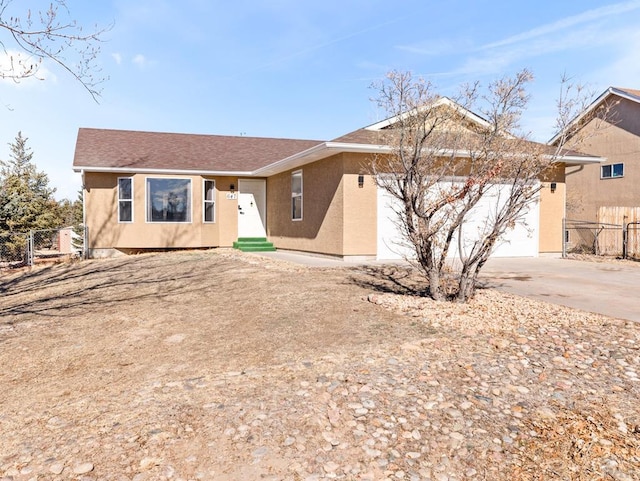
[332,128,386,145]
[73,128,323,172]
[333,127,596,161]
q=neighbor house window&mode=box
[292,170,303,220]
[146,178,192,222]
[601,163,624,179]
[203,179,215,223]
[118,177,133,223]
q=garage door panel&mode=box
[377,182,539,260]
[376,189,415,260]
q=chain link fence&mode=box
[562,219,623,257]
[563,218,640,259]
[1,225,85,269]
[0,231,29,267]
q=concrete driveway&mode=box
[480,257,640,323]
[257,251,639,323]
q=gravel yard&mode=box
[0,249,638,480]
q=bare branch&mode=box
[0,0,111,101]
[369,69,552,302]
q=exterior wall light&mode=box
[550,182,557,193]
[358,174,365,188]
[230,183,235,193]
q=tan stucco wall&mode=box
[266,152,565,258]
[565,97,640,223]
[341,153,378,256]
[83,172,238,255]
[266,153,377,257]
[84,151,566,258]
[538,164,566,253]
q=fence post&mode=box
[562,218,566,258]
[28,230,34,266]
[83,225,88,259]
[623,223,628,259]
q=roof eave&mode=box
[548,86,640,145]
[73,166,254,176]
[551,154,606,166]
[251,142,394,176]
[364,97,494,132]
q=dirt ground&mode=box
[0,249,638,480]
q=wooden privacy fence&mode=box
[598,206,640,258]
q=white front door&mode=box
[238,179,267,238]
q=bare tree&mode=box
[550,75,616,155]
[370,69,567,302]
[0,0,109,100]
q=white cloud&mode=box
[452,26,606,77]
[480,0,640,51]
[132,54,154,69]
[112,53,123,65]
[397,38,471,57]
[398,1,640,79]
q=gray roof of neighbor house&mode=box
[73,128,324,173]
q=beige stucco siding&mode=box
[267,155,345,256]
[566,98,640,223]
[538,164,566,253]
[83,172,238,254]
[341,153,377,256]
[266,153,377,257]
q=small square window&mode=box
[613,163,624,177]
[601,163,624,179]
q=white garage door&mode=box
[377,182,540,260]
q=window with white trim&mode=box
[203,179,215,223]
[146,178,192,222]
[291,170,303,221]
[601,163,624,179]
[118,177,133,223]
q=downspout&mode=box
[81,169,87,259]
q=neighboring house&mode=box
[551,87,640,224]
[73,100,601,260]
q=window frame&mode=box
[601,163,624,179]
[117,177,134,223]
[291,170,303,221]
[203,179,216,223]
[145,177,193,223]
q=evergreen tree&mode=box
[0,132,62,233]
[57,191,83,227]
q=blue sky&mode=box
[2,0,640,200]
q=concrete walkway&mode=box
[254,251,640,323]
[480,257,640,323]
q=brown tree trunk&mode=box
[428,268,446,301]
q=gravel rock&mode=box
[1,251,638,481]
